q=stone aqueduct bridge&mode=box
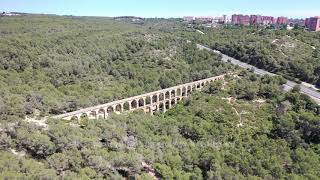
[52,74,226,120]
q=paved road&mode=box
[197,44,320,104]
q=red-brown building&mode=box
[277,17,288,24]
[241,15,250,25]
[261,16,275,25]
[305,18,310,27]
[305,17,320,31]
[232,14,291,26]
[232,14,240,24]
[232,14,250,25]
[250,15,262,25]
[233,14,275,25]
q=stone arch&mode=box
[171,90,176,98]
[182,87,187,96]
[146,96,151,105]
[106,106,114,118]
[131,100,137,109]
[159,93,165,101]
[176,88,181,97]
[201,82,205,87]
[192,84,196,90]
[123,102,130,111]
[197,83,201,88]
[159,102,165,112]
[171,99,176,105]
[98,109,105,119]
[115,104,122,112]
[138,98,145,107]
[107,106,114,114]
[177,97,181,102]
[165,100,170,110]
[152,105,158,113]
[187,86,192,93]
[165,91,170,99]
[152,94,158,103]
[89,111,97,118]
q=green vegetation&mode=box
[0,15,233,121]
[0,15,319,179]
[190,26,320,86]
[1,71,319,179]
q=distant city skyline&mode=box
[1,0,319,18]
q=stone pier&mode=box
[52,74,225,120]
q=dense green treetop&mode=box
[187,25,320,86]
[0,15,233,121]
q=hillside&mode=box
[0,15,233,121]
[0,15,319,179]
[191,26,320,86]
[1,70,320,179]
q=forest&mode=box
[0,15,319,179]
[0,15,233,121]
[188,25,320,87]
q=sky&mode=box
[1,0,319,18]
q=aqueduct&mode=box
[52,74,225,120]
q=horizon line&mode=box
[1,11,317,19]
